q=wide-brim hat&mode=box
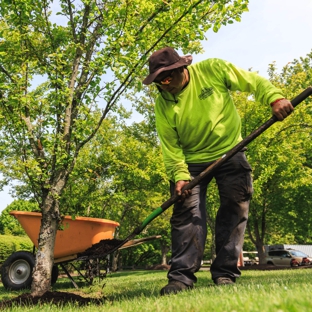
[143,47,192,85]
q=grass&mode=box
[1,268,312,311]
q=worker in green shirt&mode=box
[143,47,293,295]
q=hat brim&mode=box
[143,55,193,85]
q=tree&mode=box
[0,0,249,296]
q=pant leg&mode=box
[210,151,253,281]
[167,164,212,286]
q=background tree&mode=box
[0,0,249,295]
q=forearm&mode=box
[254,75,285,105]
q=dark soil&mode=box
[0,291,103,309]
[2,262,312,309]
[78,238,125,258]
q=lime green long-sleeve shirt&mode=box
[155,58,284,183]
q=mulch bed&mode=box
[0,291,103,309]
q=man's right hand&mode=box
[271,98,293,121]
[175,180,192,201]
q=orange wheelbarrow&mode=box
[0,211,160,290]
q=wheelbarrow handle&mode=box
[133,87,312,235]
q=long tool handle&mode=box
[133,86,312,235]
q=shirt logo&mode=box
[199,87,214,100]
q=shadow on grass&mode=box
[0,270,213,306]
[52,269,169,291]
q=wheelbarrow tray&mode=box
[10,211,120,260]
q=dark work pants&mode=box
[167,150,253,286]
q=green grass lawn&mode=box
[1,268,312,311]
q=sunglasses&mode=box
[153,71,174,86]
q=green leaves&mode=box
[0,0,250,199]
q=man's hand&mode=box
[175,180,192,201]
[271,98,294,121]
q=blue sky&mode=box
[194,0,312,77]
[1,0,312,213]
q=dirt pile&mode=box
[78,238,124,258]
[0,291,103,309]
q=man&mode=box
[143,47,293,295]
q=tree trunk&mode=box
[30,191,61,296]
[111,251,119,272]
[257,246,267,265]
[246,217,267,264]
[160,241,170,265]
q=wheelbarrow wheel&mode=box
[0,251,35,290]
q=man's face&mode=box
[154,68,185,94]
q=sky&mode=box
[1,0,312,214]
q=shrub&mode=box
[0,234,33,267]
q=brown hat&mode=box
[143,47,192,85]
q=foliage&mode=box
[0,0,250,207]
[204,179,219,259]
